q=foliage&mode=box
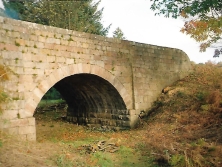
[170,154,186,167]
[2,0,111,36]
[113,27,126,40]
[0,8,8,17]
[43,87,62,100]
[150,0,222,53]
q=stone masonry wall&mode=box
[0,17,191,140]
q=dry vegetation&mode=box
[143,62,222,166]
[0,63,222,167]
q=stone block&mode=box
[129,109,136,115]
[35,42,44,48]
[33,88,44,100]
[46,55,56,63]
[23,61,35,68]
[66,58,74,65]
[30,35,37,41]
[19,134,27,141]
[5,101,21,110]
[27,133,36,141]
[129,115,138,128]
[9,118,28,128]
[38,80,51,93]
[60,66,70,76]
[56,56,66,63]
[6,127,19,135]
[48,73,57,86]
[19,125,36,135]
[23,102,37,117]
[19,109,33,119]
[24,82,36,91]
[46,37,60,44]
[39,48,50,56]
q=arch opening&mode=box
[47,73,129,129]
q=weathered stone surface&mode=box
[0,16,191,141]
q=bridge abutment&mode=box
[0,116,36,141]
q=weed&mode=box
[154,100,164,107]
[34,44,37,48]
[0,140,2,147]
[196,91,207,102]
[12,97,19,100]
[196,138,206,146]
[135,142,146,150]
[15,41,20,46]
[15,58,19,64]
[68,37,73,41]
[176,91,186,98]
[49,124,54,128]
[170,154,185,167]
[208,146,216,152]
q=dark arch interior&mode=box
[53,74,127,128]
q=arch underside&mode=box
[54,74,130,129]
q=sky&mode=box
[0,0,220,63]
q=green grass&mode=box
[92,152,114,167]
[56,154,73,167]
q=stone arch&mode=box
[24,63,132,117]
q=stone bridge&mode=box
[0,16,191,141]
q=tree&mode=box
[2,0,111,36]
[150,0,222,56]
[43,87,61,100]
[2,0,24,19]
[112,27,126,40]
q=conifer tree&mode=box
[113,27,126,40]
